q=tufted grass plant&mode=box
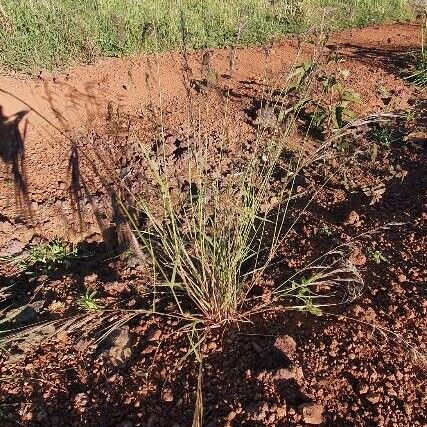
[119,38,364,324]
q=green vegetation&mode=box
[285,53,360,137]
[15,238,78,275]
[0,0,412,72]
[407,7,427,86]
[310,70,360,134]
[290,275,324,316]
[370,249,387,264]
[319,223,332,236]
[78,289,103,311]
[369,122,394,147]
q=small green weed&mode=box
[408,53,427,86]
[287,60,315,93]
[319,223,332,236]
[404,108,417,123]
[287,54,360,137]
[78,289,102,311]
[290,276,323,316]
[16,238,77,275]
[311,74,360,133]
[369,123,394,147]
[370,250,387,264]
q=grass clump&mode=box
[125,129,361,324]
[0,0,413,72]
[406,1,427,86]
[117,43,364,325]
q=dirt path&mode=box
[0,23,422,254]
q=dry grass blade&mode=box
[192,363,204,427]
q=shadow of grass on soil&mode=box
[331,42,424,86]
[0,106,32,222]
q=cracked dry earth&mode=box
[0,22,426,426]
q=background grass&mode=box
[0,0,413,72]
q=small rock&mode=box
[4,238,24,255]
[227,411,237,421]
[84,273,98,284]
[276,406,287,418]
[269,196,279,206]
[104,282,127,296]
[73,392,88,413]
[273,368,295,381]
[405,131,427,144]
[299,403,324,425]
[366,392,380,404]
[148,327,162,342]
[357,383,369,394]
[142,344,157,354]
[36,275,49,283]
[274,335,297,356]
[349,247,367,266]
[6,305,37,325]
[207,341,217,351]
[161,388,174,402]
[387,388,397,397]
[31,300,44,311]
[97,326,132,365]
[255,105,277,129]
[363,307,377,323]
[397,273,407,283]
[345,211,360,225]
[293,366,305,382]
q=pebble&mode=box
[299,403,324,425]
[161,388,174,402]
[357,383,369,394]
[349,246,367,266]
[272,368,295,381]
[366,392,380,404]
[148,328,162,342]
[345,210,360,226]
[207,341,217,351]
[397,273,407,282]
[274,335,297,356]
[227,411,236,420]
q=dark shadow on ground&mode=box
[331,43,421,83]
[0,105,31,220]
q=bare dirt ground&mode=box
[0,23,426,426]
